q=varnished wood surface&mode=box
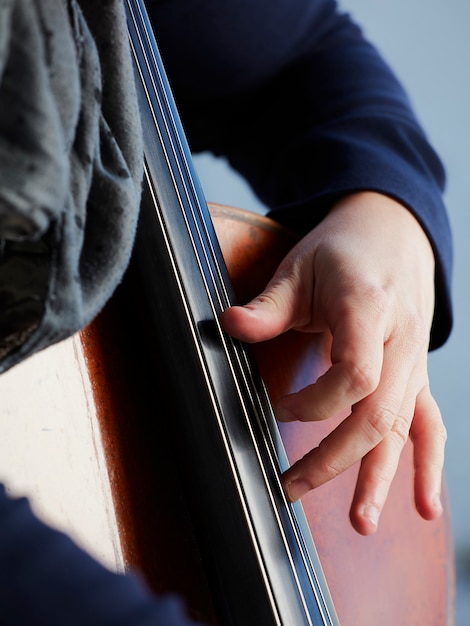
[80,203,455,625]
[211,204,455,626]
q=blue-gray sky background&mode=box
[193,1,470,622]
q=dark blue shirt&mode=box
[149,0,452,349]
[0,486,203,625]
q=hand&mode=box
[220,191,447,535]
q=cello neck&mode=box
[125,1,339,624]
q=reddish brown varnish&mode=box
[80,204,455,626]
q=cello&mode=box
[0,1,455,624]
[83,2,453,623]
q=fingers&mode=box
[348,386,445,534]
[220,193,444,536]
[409,387,446,520]
[275,296,387,422]
[220,271,304,343]
[282,381,446,536]
[281,331,439,533]
[281,382,409,511]
[349,393,416,535]
[225,275,444,537]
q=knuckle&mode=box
[365,405,396,444]
[336,284,388,324]
[440,422,448,443]
[253,289,281,310]
[433,420,448,444]
[390,415,411,447]
[345,360,380,398]
[312,445,343,482]
[317,458,343,482]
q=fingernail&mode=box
[286,479,311,502]
[362,504,380,528]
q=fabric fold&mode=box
[0,0,144,373]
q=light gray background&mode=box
[193,0,470,622]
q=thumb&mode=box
[220,275,301,343]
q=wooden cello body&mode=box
[78,202,454,625]
[119,4,454,621]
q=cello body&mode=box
[0,203,455,624]
[76,202,453,625]
[80,0,453,626]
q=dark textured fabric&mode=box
[0,0,143,373]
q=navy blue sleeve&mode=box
[147,0,452,349]
[0,485,205,626]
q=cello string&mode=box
[147,35,339,626]
[125,2,336,624]
[127,13,292,625]
[126,3,334,625]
